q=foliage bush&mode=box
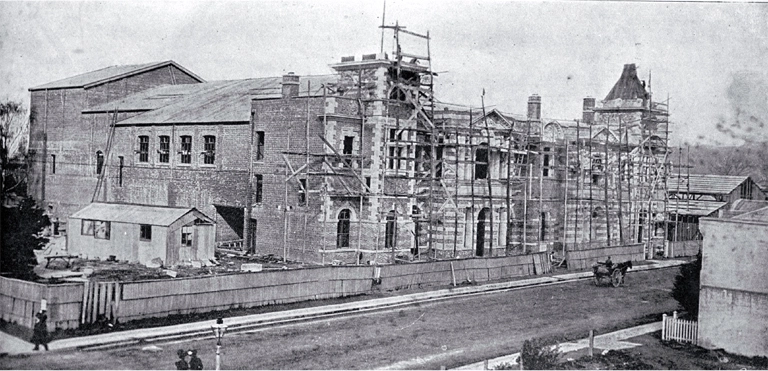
[671,251,702,318]
[1,196,49,280]
[501,338,560,370]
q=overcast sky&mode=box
[1,1,767,146]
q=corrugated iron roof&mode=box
[604,64,649,101]
[720,199,768,218]
[30,61,204,91]
[668,199,726,216]
[84,82,228,112]
[116,75,337,125]
[70,202,212,226]
[671,174,750,195]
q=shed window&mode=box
[138,136,149,163]
[81,219,94,235]
[158,136,170,163]
[181,226,193,246]
[255,131,265,161]
[94,220,110,240]
[180,135,192,164]
[203,135,216,165]
[140,224,152,241]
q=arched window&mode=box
[96,151,104,175]
[475,144,488,179]
[336,209,351,248]
[412,206,421,256]
[385,210,397,249]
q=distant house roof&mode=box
[115,75,337,125]
[732,205,768,223]
[604,64,649,101]
[720,199,768,218]
[668,199,727,216]
[29,61,205,91]
[675,174,751,195]
[70,202,213,227]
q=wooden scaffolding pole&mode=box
[481,93,494,256]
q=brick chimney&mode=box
[282,73,300,98]
[582,97,596,124]
[527,94,541,121]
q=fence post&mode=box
[662,313,667,340]
[588,329,594,357]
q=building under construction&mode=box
[27,25,671,266]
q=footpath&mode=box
[0,259,685,357]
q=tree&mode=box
[670,251,702,318]
[1,101,29,199]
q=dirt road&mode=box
[0,268,679,370]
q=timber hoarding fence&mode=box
[565,243,644,270]
[1,251,549,330]
[662,311,698,345]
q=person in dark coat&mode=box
[188,349,203,370]
[31,309,49,351]
[175,349,189,370]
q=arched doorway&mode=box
[476,208,490,256]
[336,209,351,248]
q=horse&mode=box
[592,260,632,287]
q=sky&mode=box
[1,1,767,147]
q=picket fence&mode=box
[662,311,698,345]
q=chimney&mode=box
[282,73,300,98]
[582,97,596,124]
[527,94,541,121]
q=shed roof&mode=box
[674,174,751,195]
[732,205,768,223]
[116,75,337,125]
[30,61,205,91]
[70,202,213,227]
[668,199,727,216]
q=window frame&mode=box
[336,209,351,248]
[140,224,152,241]
[180,135,192,164]
[181,226,193,246]
[81,219,94,236]
[203,135,216,165]
[138,136,149,163]
[254,174,263,204]
[93,220,111,240]
[255,131,265,161]
[158,135,170,163]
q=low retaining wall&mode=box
[667,240,701,258]
[566,243,645,270]
[0,276,82,331]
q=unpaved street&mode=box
[0,268,679,370]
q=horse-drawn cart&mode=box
[592,260,632,287]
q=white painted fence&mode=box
[662,311,698,345]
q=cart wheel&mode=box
[611,270,622,287]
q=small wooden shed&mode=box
[68,202,215,267]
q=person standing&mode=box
[175,349,189,370]
[188,349,203,370]
[31,309,49,351]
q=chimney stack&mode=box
[282,73,300,98]
[582,97,596,124]
[527,94,541,121]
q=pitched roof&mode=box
[30,61,204,91]
[84,81,233,113]
[720,199,768,218]
[672,174,751,195]
[70,202,213,226]
[668,199,727,216]
[116,75,337,125]
[604,64,648,101]
[732,205,768,223]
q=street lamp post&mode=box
[210,318,228,370]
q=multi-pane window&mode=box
[181,226,192,246]
[542,147,551,177]
[138,136,149,163]
[180,135,192,164]
[203,135,216,165]
[475,146,488,179]
[140,224,152,241]
[387,129,407,170]
[254,174,263,203]
[385,210,397,249]
[158,136,170,163]
[336,209,351,248]
[81,220,94,235]
[94,220,110,240]
[255,131,265,161]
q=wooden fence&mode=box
[666,240,701,258]
[0,276,83,331]
[1,251,549,329]
[565,243,645,270]
[662,311,698,345]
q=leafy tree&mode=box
[1,196,49,279]
[671,251,702,318]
